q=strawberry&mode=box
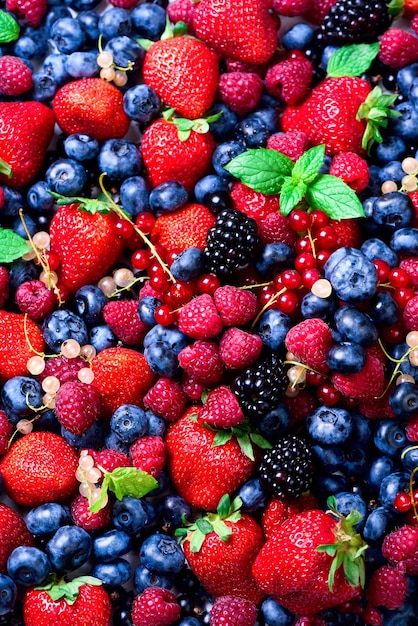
[151,203,216,254]
[141,118,216,192]
[0,101,55,188]
[53,78,130,142]
[193,0,278,65]
[0,431,79,507]
[49,203,125,294]
[0,310,45,383]
[177,494,265,604]
[143,36,219,120]
[262,492,319,538]
[0,502,34,573]
[23,577,112,626]
[252,503,367,614]
[165,407,260,510]
[0,410,12,456]
[91,346,156,417]
[5,0,47,27]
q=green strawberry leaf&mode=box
[249,433,273,450]
[292,144,325,184]
[316,543,338,557]
[388,0,405,17]
[190,528,206,553]
[0,228,30,263]
[356,85,401,153]
[212,430,233,446]
[38,576,103,605]
[305,174,365,220]
[279,177,307,216]
[217,494,231,518]
[195,518,213,534]
[0,10,20,43]
[172,20,188,37]
[211,519,231,543]
[327,43,380,78]
[137,38,154,51]
[0,157,12,178]
[343,558,361,588]
[236,432,255,461]
[224,148,293,195]
[328,551,344,593]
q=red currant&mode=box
[288,209,312,232]
[317,383,341,406]
[294,253,317,273]
[306,371,327,386]
[393,286,415,308]
[154,304,176,326]
[113,219,134,239]
[393,492,412,513]
[277,290,299,314]
[280,269,301,290]
[124,231,143,250]
[131,249,151,271]
[196,273,220,295]
[302,268,321,289]
[165,281,195,306]
[295,236,313,255]
[135,212,155,234]
[316,249,331,270]
[381,323,405,344]
[149,273,170,293]
[315,226,338,250]
[389,267,410,288]
[310,209,329,229]
[373,259,390,283]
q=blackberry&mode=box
[320,0,395,46]
[232,352,288,420]
[258,435,313,500]
[203,208,260,279]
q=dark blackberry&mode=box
[232,352,288,420]
[203,208,260,278]
[258,435,313,500]
[320,0,395,46]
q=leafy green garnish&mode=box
[0,228,30,263]
[0,10,19,43]
[356,85,401,154]
[162,108,222,141]
[36,575,103,605]
[327,43,380,78]
[224,148,293,195]
[89,467,158,513]
[0,157,12,179]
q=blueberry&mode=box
[44,5,72,30]
[326,341,366,374]
[61,420,104,449]
[374,420,408,456]
[131,3,167,40]
[321,45,340,70]
[89,324,117,352]
[144,325,189,354]
[324,246,363,277]
[212,139,246,178]
[123,85,161,125]
[13,214,36,239]
[43,309,88,353]
[42,52,70,86]
[367,456,399,494]
[255,309,292,351]
[149,181,188,214]
[281,22,314,50]
[119,176,150,215]
[64,134,100,162]
[300,292,336,320]
[65,0,101,10]
[249,107,280,133]
[371,191,413,231]
[45,158,87,196]
[138,296,161,326]
[31,72,57,102]
[158,495,192,526]
[77,10,100,40]
[110,404,147,443]
[133,564,174,594]
[208,103,239,140]
[1,377,43,417]
[397,63,418,96]
[325,249,377,303]
[103,431,130,455]
[50,17,86,54]
[98,140,142,181]
[306,406,353,446]
[98,8,132,39]
[7,547,51,586]
[375,135,407,164]
[261,597,293,626]
[46,525,92,572]
[363,507,394,544]
[368,291,399,327]
[360,237,399,268]
[26,503,72,536]
[391,227,418,255]
[351,412,371,446]
[104,36,144,70]
[145,410,166,437]
[1,186,24,217]
[334,305,378,347]
[0,574,17,616]
[27,181,56,212]
[93,529,131,563]
[113,496,151,535]
[389,101,418,142]
[139,533,185,574]
[401,445,418,472]
[65,51,99,78]
[144,341,180,377]
[235,115,270,148]
[236,478,266,513]
[255,243,294,277]
[194,175,229,206]
[391,342,418,379]
[170,247,205,281]
[74,285,107,326]
[333,492,367,531]
[389,382,418,417]
[312,473,349,501]
[379,471,411,510]
[92,559,131,587]
[377,161,405,186]
[256,403,290,442]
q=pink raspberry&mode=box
[5,0,47,27]
[15,280,56,321]
[0,266,9,309]
[178,294,223,339]
[265,56,313,105]
[0,188,4,209]
[38,355,86,385]
[225,59,265,76]
[55,381,102,436]
[108,0,140,7]
[303,0,337,24]
[166,0,195,30]
[181,372,206,401]
[130,435,165,477]
[71,494,112,532]
[382,525,418,575]
[329,152,370,193]
[329,218,362,249]
[0,55,33,96]
[209,595,257,626]
[272,0,310,16]
[0,410,13,456]
[178,340,224,386]
[219,327,263,369]
[358,392,395,420]
[197,385,245,429]
[258,210,298,246]
[285,319,333,373]
[366,565,408,610]
[403,295,418,330]
[267,131,311,161]
[378,28,418,69]
[143,377,187,422]
[218,72,264,116]
[400,257,418,288]
[230,182,280,223]
[131,587,180,626]
[103,300,149,346]
[406,414,418,441]
[332,355,385,400]
[214,285,258,326]
[90,448,131,473]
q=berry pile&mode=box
[3,0,418,625]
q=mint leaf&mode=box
[280,177,307,216]
[107,467,158,501]
[0,10,19,43]
[0,228,30,263]
[89,474,111,514]
[327,43,380,78]
[292,145,325,184]
[224,148,293,195]
[306,175,365,220]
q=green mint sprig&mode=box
[0,10,19,43]
[89,467,158,513]
[224,145,365,220]
[0,228,30,263]
[326,43,380,78]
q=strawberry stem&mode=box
[356,85,401,154]
[0,156,12,178]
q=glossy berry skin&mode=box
[113,497,151,535]
[326,342,366,374]
[334,305,378,347]
[7,546,51,587]
[139,534,185,575]
[97,139,143,181]
[0,573,17,616]
[64,133,100,162]
[0,503,34,574]
[306,406,353,446]
[42,309,88,353]
[46,525,92,573]
[1,376,43,418]
[91,559,131,588]
[123,84,161,125]
[389,382,418,417]
[325,248,378,303]
[93,529,131,563]
[25,503,72,537]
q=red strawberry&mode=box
[0,431,79,507]
[196,385,245,429]
[23,577,112,626]
[143,36,219,120]
[0,410,12,456]
[285,318,333,373]
[0,101,55,188]
[0,55,33,96]
[103,300,149,346]
[0,502,34,573]
[253,506,366,614]
[193,0,278,65]
[166,408,258,510]
[179,495,265,604]
[151,203,216,255]
[218,71,264,116]
[378,28,418,69]
[49,203,125,294]
[265,56,313,105]
[230,182,280,223]
[142,119,216,192]
[91,347,156,417]
[53,78,130,142]
[262,492,319,539]
[0,310,45,383]
[6,0,46,26]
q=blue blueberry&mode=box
[255,243,294,277]
[120,176,150,215]
[371,191,413,231]
[65,0,101,10]
[312,473,349,501]
[113,496,151,535]
[325,249,377,303]
[158,495,192,527]
[104,36,144,70]
[249,106,280,133]
[131,3,167,40]
[98,140,142,181]
[98,8,132,39]
[44,5,72,30]
[390,342,418,379]
[133,564,174,594]
[50,17,86,54]
[194,175,229,206]
[45,158,87,196]
[1,377,43,417]
[27,181,56,212]
[377,161,405,186]
[1,186,24,217]
[61,420,104,449]
[334,305,378,347]
[7,547,51,586]
[0,574,17,616]
[42,52,70,85]
[235,115,270,148]
[43,309,88,353]
[236,478,266,514]
[149,181,188,214]
[8,262,37,292]
[379,471,411,510]
[123,84,161,125]
[46,525,92,572]
[77,10,100,41]
[144,341,180,377]
[110,404,147,443]
[326,341,366,374]
[93,529,131,563]
[374,420,408,456]
[375,135,407,164]
[208,103,239,140]
[332,492,367,531]
[74,284,107,326]
[13,214,36,239]
[323,246,363,277]
[389,101,418,142]
[138,296,161,326]
[14,31,47,60]
[389,382,418,418]
[256,403,290,442]
[363,507,394,544]
[321,45,340,69]
[64,134,100,162]
[255,309,292,351]
[144,325,189,355]
[103,430,130,455]
[361,237,399,268]
[281,22,314,50]
[391,227,418,256]
[31,72,57,102]
[300,292,336,320]
[261,597,293,626]
[170,248,205,281]
[26,503,72,536]
[212,140,246,178]
[306,406,353,446]
[65,51,99,78]
[351,412,371,446]
[397,63,418,97]
[89,324,118,352]
[368,291,399,327]
[367,456,400,494]
[91,558,131,587]
[401,445,418,472]
[139,533,185,574]
[145,410,166,437]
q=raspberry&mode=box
[358,392,395,420]
[0,188,4,209]
[406,413,418,441]
[108,0,139,8]
[262,492,319,538]
[38,355,86,385]
[131,587,180,626]
[178,340,224,386]
[0,410,13,456]
[329,218,362,249]
[332,354,385,400]
[181,372,206,401]
[382,525,418,575]
[103,300,149,346]
[71,494,112,532]
[329,152,370,193]
[219,327,263,369]
[366,565,408,610]
[230,182,280,223]
[258,210,298,247]
[209,595,257,626]
[0,266,9,309]
[303,0,338,24]
[214,285,258,327]
[90,448,131,473]
[166,0,196,30]
[0,56,33,96]
[143,377,187,422]
[400,257,418,288]
[225,58,265,77]
[285,318,333,373]
[272,0,310,16]
[267,131,311,161]
[413,12,418,33]
[178,294,223,339]
[15,280,56,321]
[151,204,216,255]
[197,385,245,429]
[265,57,313,105]
[403,295,418,330]
[5,0,47,27]
[130,435,166,477]
[55,381,102,436]
[378,28,418,68]
[218,72,264,116]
